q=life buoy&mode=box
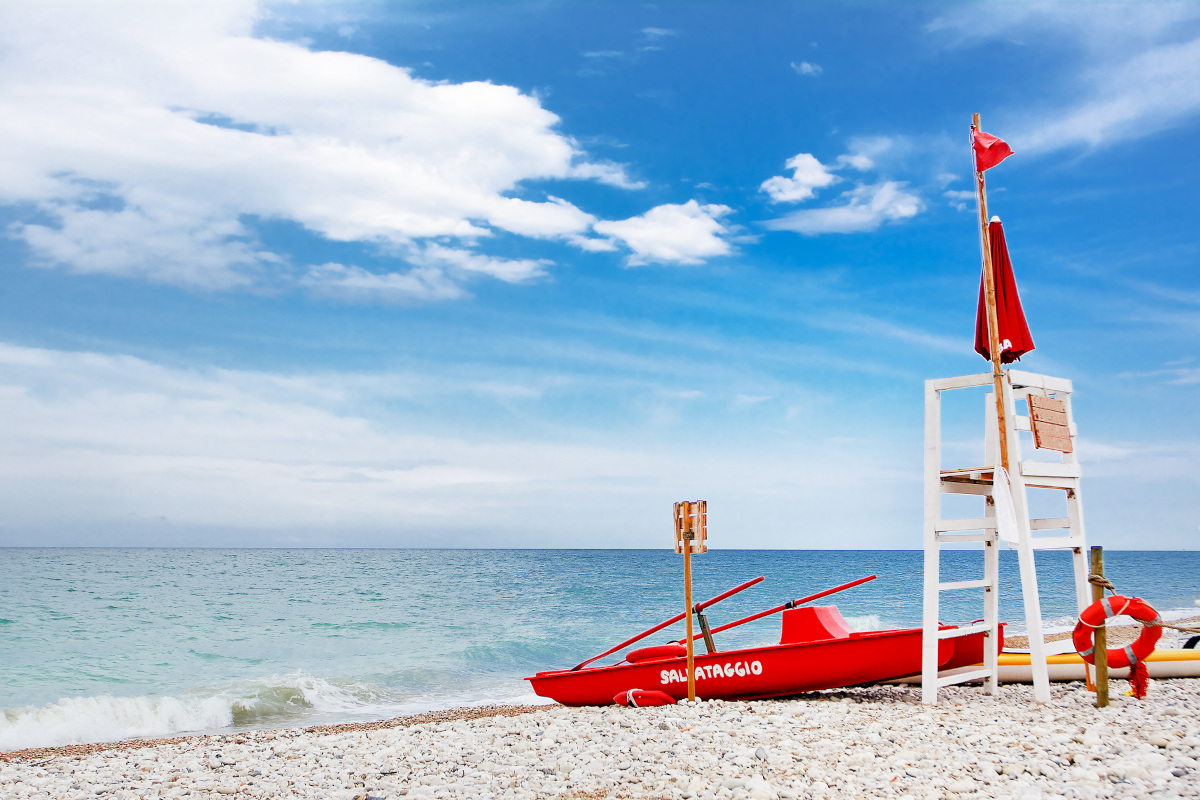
[1072,595,1162,669]
[613,688,676,708]
[626,643,687,663]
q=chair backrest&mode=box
[1027,394,1073,453]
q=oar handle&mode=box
[569,575,764,671]
[788,574,876,607]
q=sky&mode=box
[0,0,1197,549]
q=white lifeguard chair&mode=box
[920,369,1091,704]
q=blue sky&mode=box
[0,1,1196,549]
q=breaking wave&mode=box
[0,672,542,752]
[844,614,883,632]
[1,691,232,752]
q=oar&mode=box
[679,574,877,642]
[570,576,765,671]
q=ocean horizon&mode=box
[3,547,1197,751]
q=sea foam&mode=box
[0,671,544,751]
[0,692,232,751]
[0,672,372,751]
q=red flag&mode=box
[975,218,1034,364]
[972,129,1014,172]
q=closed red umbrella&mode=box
[974,217,1034,364]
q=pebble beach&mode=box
[4,679,1198,800]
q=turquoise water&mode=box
[2,548,1197,750]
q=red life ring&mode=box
[613,689,676,707]
[1072,595,1162,669]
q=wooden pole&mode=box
[972,112,1011,473]
[1091,546,1109,708]
[683,534,696,701]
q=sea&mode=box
[2,548,1197,751]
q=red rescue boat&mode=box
[526,577,1001,706]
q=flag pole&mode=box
[972,112,1011,473]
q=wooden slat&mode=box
[927,373,993,392]
[935,532,994,543]
[1028,394,1065,409]
[940,468,995,484]
[940,482,995,497]
[1028,395,1074,452]
[935,517,995,533]
[1025,479,1076,491]
[1029,404,1068,426]
[1035,432,1073,453]
[1009,369,1073,393]
[1028,536,1086,550]
[939,623,990,639]
[1020,461,1081,479]
[1029,517,1071,530]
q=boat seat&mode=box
[780,605,853,644]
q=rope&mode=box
[1085,574,1200,634]
[1076,595,1132,628]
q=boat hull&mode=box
[527,628,956,706]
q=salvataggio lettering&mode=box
[660,660,762,685]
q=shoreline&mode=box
[5,614,1197,763]
[0,704,549,763]
[1003,615,1200,650]
[3,681,1198,799]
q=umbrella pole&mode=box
[972,112,1010,473]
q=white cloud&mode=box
[566,234,620,253]
[760,139,896,207]
[1117,366,1200,386]
[300,243,551,302]
[733,394,772,406]
[929,4,1200,154]
[836,154,873,171]
[760,153,840,203]
[416,244,552,283]
[0,0,681,296]
[15,197,274,289]
[0,341,924,547]
[811,312,966,354]
[1017,37,1200,154]
[839,136,896,170]
[759,139,924,235]
[790,61,823,76]
[567,161,647,189]
[944,189,975,212]
[1,339,1188,548]
[593,201,733,265]
[301,263,465,303]
[765,181,922,235]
